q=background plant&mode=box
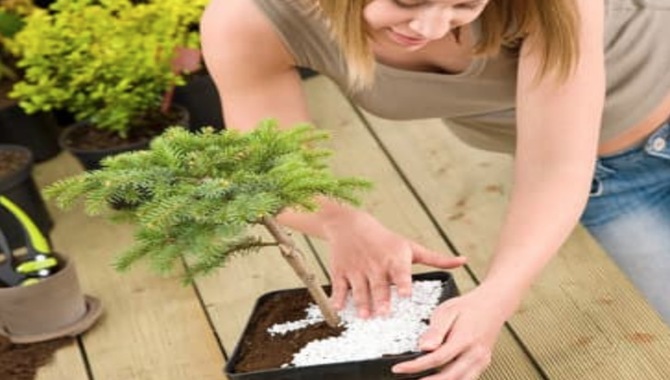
[0,0,34,81]
[9,0,207,137]
[45,121,372,326]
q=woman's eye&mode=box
[391,0,484,11]
[455,1,484,10]
[391,0,427,8]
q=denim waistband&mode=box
[642,121,670,159]
[591,121,670,194]
[599,121,670,160]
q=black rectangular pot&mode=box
[225,271,459,380]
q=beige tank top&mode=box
[253,0,670,153]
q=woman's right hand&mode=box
[322,210,467,318]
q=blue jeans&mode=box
[581,121,670,325]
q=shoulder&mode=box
[200,0,296,72]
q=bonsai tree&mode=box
[44,121,372,327]
[8,0,207,138]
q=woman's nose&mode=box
[408,7,452,40]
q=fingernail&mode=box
[381,304,390,316]
[358,309,369,319]
[391,365,404,373]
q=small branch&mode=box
[160,85,175,115]
[261,216,340,328]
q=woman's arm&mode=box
[200,0,309,129]
[394,1,605,378]
[483,0,605,312]
[200,0,465,318]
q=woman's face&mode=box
[363,0,489,50]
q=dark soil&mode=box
[0,336,73,380]
[0,149,29,180]
[61,107,186,151]
[233,289,345,373]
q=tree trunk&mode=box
[261,216,340,327]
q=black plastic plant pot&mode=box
[225,271,459,380]
[60,122,155,171]
[173,71,225,132]
[60,105,190,171]
[0,103,61,163]
[0,145,53,250]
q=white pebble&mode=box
[266,280,444,367]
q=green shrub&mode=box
[10,0,207,138]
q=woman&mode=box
[200,0,670,378]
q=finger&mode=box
[349,275,371,318]
[420,308,458,351]
[330,276,349,310]
[392,337,465,374]
[369,273,391,316]
[412,243,467,269]
[389,264,413,298]
[392,313,461,374]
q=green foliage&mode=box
[9,0,207,138]
[0,0,34,17]
[0,10,24,38]
[45,120,373,283]
[0,0,34,81]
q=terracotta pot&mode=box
[0,253,102,344]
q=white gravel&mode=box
[268,280,443,367]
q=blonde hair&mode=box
[310,0,580,91]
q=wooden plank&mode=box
[358,101,670,378]
[36,340,89,380]
[301,77,543,379]
[32,157,91,380]
[34,153,226,380]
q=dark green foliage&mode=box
[0,10,24,38]
[45,121,372,282]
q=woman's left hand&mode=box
[392,284,518,380]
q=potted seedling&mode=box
[9,0,205,170]
[44,121,459,379]
[0,0,61,162]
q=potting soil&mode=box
[233,280,442,372]
[233,290,345,372]
[0,150,29,178]
[0,336,73,380]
